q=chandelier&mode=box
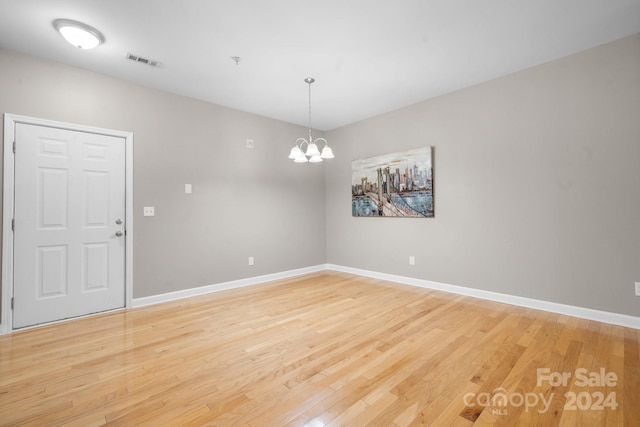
[288,77,334,163]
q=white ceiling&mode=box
[0,0,639,130]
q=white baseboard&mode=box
[327,264,640,330]
[8,263,634,335]
[131,263,639,330]
[131,265,326,308]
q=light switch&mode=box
[143,206,155,216]
[185,184,192,194]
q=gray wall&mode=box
[0,48,326,299]
[325,34,640,317]
[2,33,639,319]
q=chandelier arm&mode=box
[313,137,328,147]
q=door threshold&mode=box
[10,307,126,334]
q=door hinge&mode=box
[11,298,14,310]
[11,218,15,231]
[12,141,16,153]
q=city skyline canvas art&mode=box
[352,147,434,217]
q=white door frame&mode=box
[1,114,134,335]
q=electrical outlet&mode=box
[143,206,155,216]
[635,282,640,297]
[246,139,254,149]
[409,256,415,266]
[185,183,192,194]
[248,257,254,266]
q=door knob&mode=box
[115,219,123,225]
[115,231,124,237]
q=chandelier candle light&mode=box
[288,78,334,163]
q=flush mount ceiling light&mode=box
[288,78,334,163]
[53,19,104,49]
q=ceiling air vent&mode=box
[126,53,160,67]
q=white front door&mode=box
[12,123,126,328]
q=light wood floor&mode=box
[1,272,638,426]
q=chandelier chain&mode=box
[308,80,313,139]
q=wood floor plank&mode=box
[0,271,637,426]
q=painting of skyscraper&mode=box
[352,147,434,217]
